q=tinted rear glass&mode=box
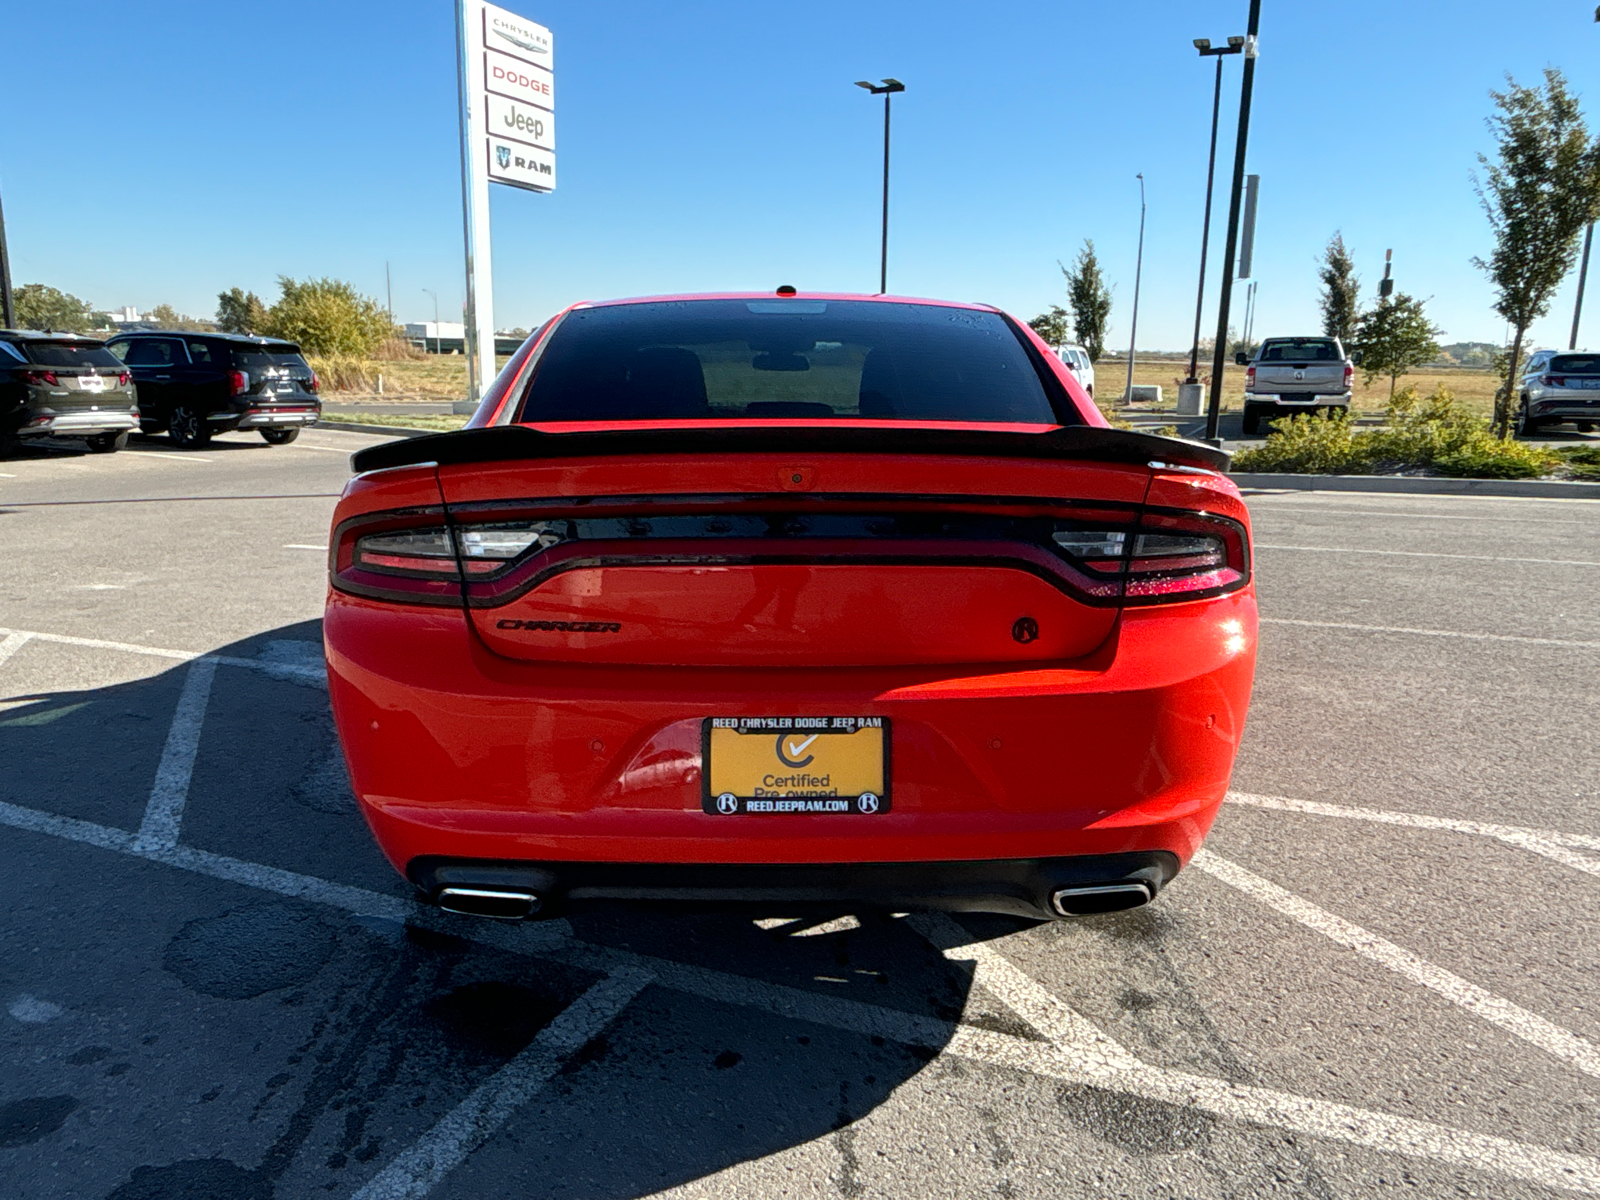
[1260,340,1341,362]
[1550,355,1600,374]
[232,343,311,374]
[516,299,1065,425]
[21,342,123,369]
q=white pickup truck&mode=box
[1234,337,1359,434]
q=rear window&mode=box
[20,341,123,369]
[515,299,1066,425]
[1550,355,1600,374]
[231,342,311,375]
[1260,340,1341,362]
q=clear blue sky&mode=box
[9,1,1600,351]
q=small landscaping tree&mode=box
[1317,232,1361,345]
[1473,68,1600,435]
[1061,242,1112,363]
[262,276,394,357]
[1352,292,1444,398]
[216,287,267,334]
[1027,305,1071,347]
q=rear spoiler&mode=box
[350,424,1230,476]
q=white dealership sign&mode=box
[455,0,554,403]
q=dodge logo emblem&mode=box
[496,145,511,168]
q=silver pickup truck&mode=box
[1234,337,1359,434]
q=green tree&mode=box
[14,284,96,332]
[216,287,268,334]
[1027,305,1071,347]
[1318,232,1361,345]
[1473,69,1600,435]
[262,276,394,357]
[1352,293,1444,398]
[1061,241,1112,363]
[145,303,212,331]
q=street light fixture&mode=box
[855,78,906,294]
[1204,0,1264,445]
[1185,35,1244,390]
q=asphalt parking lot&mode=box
[1,429,1597,1199]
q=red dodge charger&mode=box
[325,293,1257,922]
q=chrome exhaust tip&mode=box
[1049,882,1152,917]
[437,886,541,920]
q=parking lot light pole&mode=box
[422,288,439,354]
[0,180,14,329]
[855,78,905,295]
[1186,36,1244,387]
[1124,174,1146,403]
[1205,0,1263,445]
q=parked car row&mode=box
[1,328,321,455]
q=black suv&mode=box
[1,330,140,455]
[103,331,322,448]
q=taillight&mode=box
[1342,364,1354,389]
[118,372,130,387]
[1050,511,1248,604]
[23,370,59,386]
[228,370,248,396]
[334,519,569,604]
[1244,365,1255,392]
[307,370,319,393]
[1543,375,1565,387]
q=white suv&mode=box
[1055,344,1095,397]
[1516,350,1600,436]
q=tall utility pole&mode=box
[0,178,14,329]
[1204,0,1263,445]
[1571,222,1594,350]
[1124,174,1147,403]
[1186,37,1243,387]
[855,78,905,294]
[385,261,393,321]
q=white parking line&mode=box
[1,794,1596,1194]
[283,544,328,551]
[351,967,654,1200]
[0,631,33,669]
[0,627,326,687]
[1256,544,1600,567]
[1228,791,1600,876]
[1261,617,1600,651]
[132,658,217,852]
[1248,505,1599,523]
[1192,850,1600,1079]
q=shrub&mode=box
[306,354,375,392]
[1232,385,1561,477]
[14,283,98,332]
[262,277,394,357]
[1555,446,1600,479]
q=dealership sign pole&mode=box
[455,0,555,403]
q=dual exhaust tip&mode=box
[437,882,1152,921]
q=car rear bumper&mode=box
[218,404,321,430]
[1246,393,1350,407]
[408,850,1180,922]
[15,408,139,437]
[1530,395,1600,418]
[325,588,1258,887]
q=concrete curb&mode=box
[315,421,435,439]
[1230,472,1600,499]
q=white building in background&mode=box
[106,307,141,325]
[404,321,466,345]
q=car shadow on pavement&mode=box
[0,619,1043,1200]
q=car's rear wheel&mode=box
[85,432,128,454]
[1578,421,1596,433]
[1514,399,1543,439]
[260,428,300,445]
[168,406,212,448]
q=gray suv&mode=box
[0,331,140,455]
[1235,337,1358,434]
[1515,350,1600,436]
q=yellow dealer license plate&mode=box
[702,717,889,815]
